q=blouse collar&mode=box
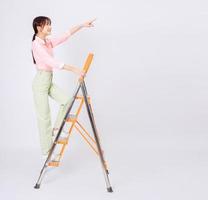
[35,36,47,44]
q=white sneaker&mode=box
[52,127,59,137]
[41,152,60,161]
[41,154,49,163]
[51,153,61,161]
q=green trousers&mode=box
[32,70,71,155]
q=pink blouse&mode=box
[32,31,71,71]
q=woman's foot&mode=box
[41,152,60,162]
[41,154,49,163]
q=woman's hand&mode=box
[82,18,96,28]
[69,18,96,35]
[74,68,86,78]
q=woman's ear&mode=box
[37,25,43,33]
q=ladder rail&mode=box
[81,81,112,192]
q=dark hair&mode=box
[32,16,51,64]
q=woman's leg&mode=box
[49,83,71,130]
[32,71,53,155]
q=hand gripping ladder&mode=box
[34,53,113,192]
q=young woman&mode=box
[31,16,95,158]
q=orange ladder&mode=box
[34,53,113,192]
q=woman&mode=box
[31,16,95,158]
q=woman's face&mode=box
[38,22,52,36]
[42,24,52,35]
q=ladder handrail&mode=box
[82,53,94,73]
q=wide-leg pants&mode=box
[32,70,71,155]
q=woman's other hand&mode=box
[82,18,96,28]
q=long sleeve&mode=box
[48,30,72,48]
[32,41,64,70]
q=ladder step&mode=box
[76,96,90,100]
[48,161,60,167]
[76,96,83,99]
[66,114,77,122]
[56,137,68,145]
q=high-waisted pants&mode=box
[32,70,71,155]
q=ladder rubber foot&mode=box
[107,187,113,192]
[34,184,40,189]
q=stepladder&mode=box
[34,53,113,192]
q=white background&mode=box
[0,0,208,199]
